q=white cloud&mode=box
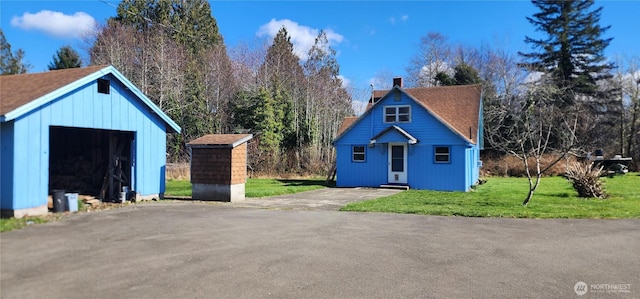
[389,15,408,25]
[338,75,350,88]
[257,19,344,60]
[11,10,96,39]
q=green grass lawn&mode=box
[165,178,333,198]
[340,173,640,219]
[0,215,60,233]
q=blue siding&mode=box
[1,74,169,210]
[335,144,387,187]
[335,89,480,191]
[0,122,15,209]
[405,144,469,191]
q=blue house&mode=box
[333,78,483,191]
[0,65,180,218]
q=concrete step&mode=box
[379,184,410,190]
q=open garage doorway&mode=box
[49,126,134,202]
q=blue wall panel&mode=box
[4,74,169,210]
[335,144,387,187]
[0,122,15,209]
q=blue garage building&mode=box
[0,65,180,218]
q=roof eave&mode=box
[187,134,253,149]
[107,67,181,134]
[332,88,398,145]
[370,125,419,144]
[1,66,182,134]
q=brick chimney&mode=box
[393,77,403,88]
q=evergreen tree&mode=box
[92,0,229,160]
[453,62,482,85]
[258,27,304,90]
[257,27,304,166]
[435,62,481,86]
[254,87,285,160]
[48,45,82,70]
[115,0,222,53]
[519,0,614,106]
[1,29,30,75]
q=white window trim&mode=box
[384,105,411,123]
[352,145,366,162]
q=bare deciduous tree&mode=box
[486,81,581,205]
[406,32,453,87]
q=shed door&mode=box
[388,143,407,184]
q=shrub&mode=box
[481,154,574,177]
[564,161,607,199]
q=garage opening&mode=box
[49,126,134,202]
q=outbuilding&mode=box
[0,65,181,218]
[187,134,252,202]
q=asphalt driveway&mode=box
[1,197,638,298]
[234,187,403,210]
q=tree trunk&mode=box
[522,157,543,206]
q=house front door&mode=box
[388,143,407,184]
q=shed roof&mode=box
[187,134,253,148]
[0,65,181,133]
[336,84,482,144]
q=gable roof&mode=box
[335,84,482,144]
[187,134,253,148]
[371,125,418,144]
[406,84,482,144]
[0,65,181,133]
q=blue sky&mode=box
[1,0,639,97]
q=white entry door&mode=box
[388,143,407,184]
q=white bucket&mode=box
[65,193,79,212]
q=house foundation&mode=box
[192,183,245,202]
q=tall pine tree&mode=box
[1,29,30,75]
[48,45,82,70]
[519,0,614,106]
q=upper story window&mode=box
[97,78,110,94]
[384,105,411,123]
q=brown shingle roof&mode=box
[405,84,482,144]
[337,84,482,144]
[187,134,253,148]
[0,65,109,116]
[337,116,358,136]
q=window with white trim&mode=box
[434,146,450,163]
[384,105,411,123]
[352,146,366,162]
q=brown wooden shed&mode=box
[186,134,252,202]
